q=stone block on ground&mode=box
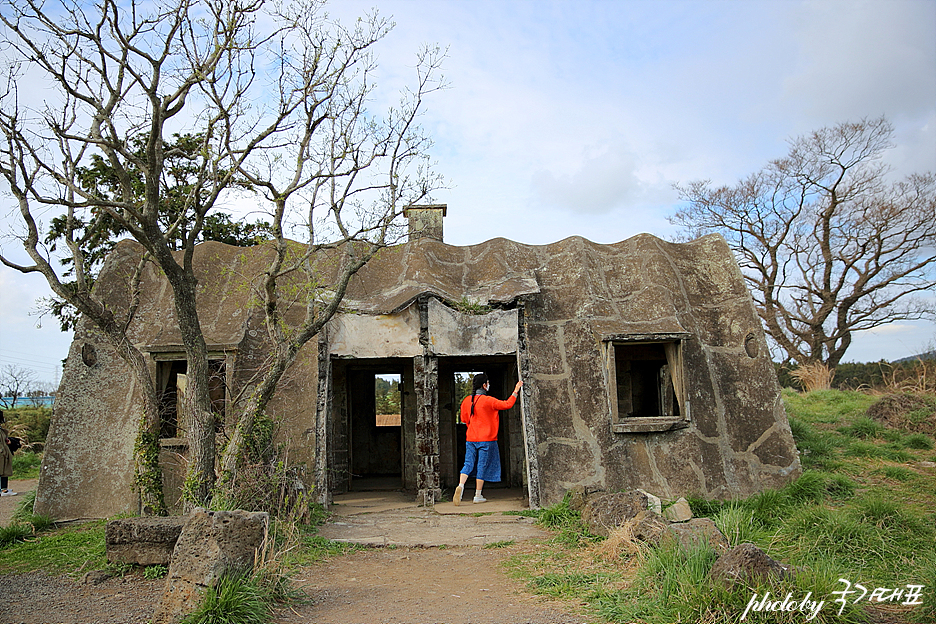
[565,485,590,512]
[709,542,794,587]
[151,508,269,624]
[663,497,693,522]
[662,517,729,553]
[622,509,671,545]
[635,489,662,514]
[106,516,186,566]
[581,490,651,538]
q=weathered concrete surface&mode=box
[106,516,186,566]
[152,509,268,624]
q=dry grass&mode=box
[790,362,835,391]
[882,357,936,394]
[594,524,647,563]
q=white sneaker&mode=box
[0,489,17,497]
[473,494,487,503]
[453,484,464,506]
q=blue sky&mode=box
[2,0,935,384]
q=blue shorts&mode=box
[461,441,501,483]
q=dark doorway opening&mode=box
[346,364,406,491]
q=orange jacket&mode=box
[459,393,517,442]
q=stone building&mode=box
[36,207,800,519]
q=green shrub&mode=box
[909,557,936,623]
[788,417,840,469]
[2,407,52,445]
[685,496,725,518]
[825,473,856,499]
[851,494,922,534]
[878,465,913,481]
[528,572,615,599]
[0,524,33,548]
[844,440,885,458]
[534,495,599,547]
[712,505,767,547]
[783,470,827,505]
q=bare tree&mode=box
[0,0,443,510]
[0,365,37,408]
[672,117,936,370]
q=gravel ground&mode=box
[0,570,164,624]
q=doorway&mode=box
[438,356,521,492]
[341,361,408,492]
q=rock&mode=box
[709,542,793,587]
[663,497,693,522]
[636,489,662,514]
[151,508,269,624]
[82,570,112,585]
[623,509,671,545]
[565,485,591,512]
[662,517,729,553]
[581,490,651,538]
[106,516,186,566]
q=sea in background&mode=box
[1,396,55,408]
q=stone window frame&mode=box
[603,333,691,434]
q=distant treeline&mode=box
[776,356,935,391]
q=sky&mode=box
[1,0,935,386]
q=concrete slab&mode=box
[320,489,546,547]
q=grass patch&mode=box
[0,520,107,575]
[878,465,914,481]
[279,534,362,567]
[11,451,42,479]
[506,389,936,623]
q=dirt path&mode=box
[276,545,592,624]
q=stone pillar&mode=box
[413,354,441,505]
[414,296,442,505]
[517,302,542,508]
[314,330,332,505]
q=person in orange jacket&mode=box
[453,373,523,505]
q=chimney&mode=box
[404,204,446,242]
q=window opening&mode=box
[609,339,688,433]
[157,357,227,439]
[375,374,401,427]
